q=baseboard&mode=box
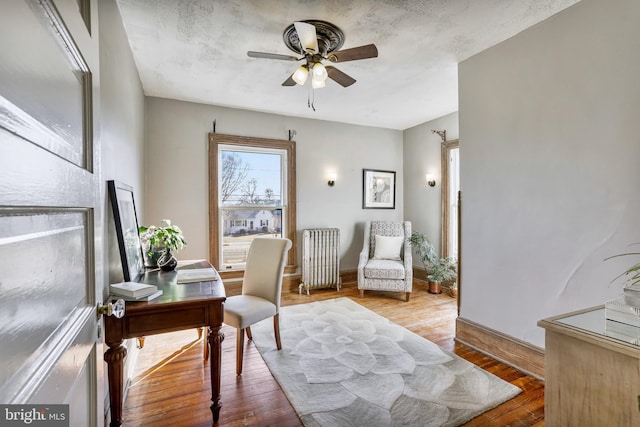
[341,269,357,285]
[227,269,357,294]
[455,317,545,380]
[280,269,358,293]
[412,266,428,283]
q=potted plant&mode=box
[449,281,458,298]
[409,231,457,294]
[139,219,186,270]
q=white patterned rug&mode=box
[250,297,521,427]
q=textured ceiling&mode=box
[115,0,580,130]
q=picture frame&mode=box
[108,180,145,282]
[363,169,396,209]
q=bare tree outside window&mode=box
[241,178,260,204]
[220,152,249,203]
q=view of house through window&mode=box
[219,148,285,269]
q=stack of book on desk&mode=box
[110,281,163,302]
[605,283,640,344]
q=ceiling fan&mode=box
[247,20,378,90]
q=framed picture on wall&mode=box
[363,169,396,209]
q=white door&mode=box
[0,0,103,425]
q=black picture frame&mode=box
[108,180,145,282]
[363,169,396,209]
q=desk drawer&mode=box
[127,307,206,336]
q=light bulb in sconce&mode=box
[426,174,436,187]
[327,172,336,187]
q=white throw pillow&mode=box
[373,235,403,260]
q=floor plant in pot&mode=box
[408,231,457,294]
[139,219,186,271]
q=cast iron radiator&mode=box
[299,228,341,295]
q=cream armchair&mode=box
[357,221,412,301]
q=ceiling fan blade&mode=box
[294,21,318,54]
[326,66,356,87]
[282,73,297,86]
[247,51,300,61]
[327,44,378,63]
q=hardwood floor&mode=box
[122,282,544,426]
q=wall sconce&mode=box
[426,174,436,187]
[327,172,336,187]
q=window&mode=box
[209,134,296,272]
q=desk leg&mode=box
[208,325,224,423]
[104,340,127,427]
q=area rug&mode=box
[250,297,521,427]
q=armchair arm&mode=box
[358,222,372,286]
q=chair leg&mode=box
[405,292,410,302]
[246,326,253,341]
[359,289,364,298]
[274,313,282,350]
[236,328,244,376]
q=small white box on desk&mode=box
[110,281,158,298]
[176,268,218,284]
[110,289,163,302]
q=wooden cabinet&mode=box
[538,307,640,426]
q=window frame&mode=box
[208,133,297,274]
[441,139,459,259]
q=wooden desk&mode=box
[104,261,226,427]
[538,307,640,426]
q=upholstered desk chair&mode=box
[223,237,292,375]
[357,221,412,301]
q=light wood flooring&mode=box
[122,282,544,426]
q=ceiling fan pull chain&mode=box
[307,87,316,111]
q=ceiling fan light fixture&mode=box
[311,76,326,89]
[312,62,328,81]
[292,65,309,85]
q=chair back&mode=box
[242,237,292,308]
[368,221,410,259]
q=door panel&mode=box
[0,0,92,168]
[0,0,102,424]
[30,316,97,425]
[0,209,89,394]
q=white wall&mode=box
[404,112,459,263]
[100,0,146,287]
[144,97,404,270]
[459,0,640,348]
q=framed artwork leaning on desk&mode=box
[108,180,146,281]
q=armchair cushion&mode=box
[373,235,404,260]
[364,259,406,280]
